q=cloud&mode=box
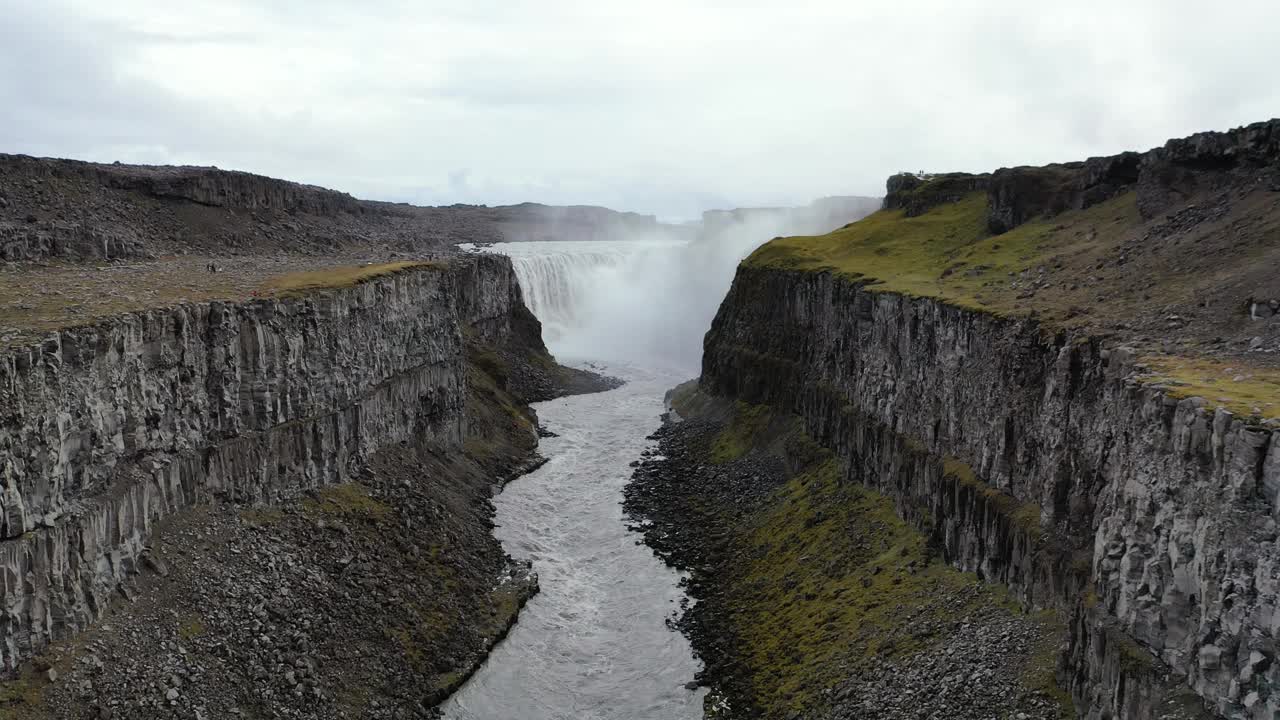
[1,0,1277,220]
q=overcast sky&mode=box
[2,0,1277,221]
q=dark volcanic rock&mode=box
[984,119,1279,234]
[0,253,618,718]
[884,172,991,217]
[986,153,1140,234]
[0,153,694,262]
[1137,118,1280,218]
[0,221,145,261]
[986,164,1084,234]
[697,260,1254,719]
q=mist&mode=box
[486,196,879,373]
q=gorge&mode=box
[0,119,1278,720]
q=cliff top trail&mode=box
[0,153,681,350]
[747,119,1280,419]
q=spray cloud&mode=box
[486,197,879,373]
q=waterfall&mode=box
[474,198,875,371]
[495,242,658,342]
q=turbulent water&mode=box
[441,362,705,720]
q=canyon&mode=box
[627,119,1280,720]
[0,118,1277,720]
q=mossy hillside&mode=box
[727,456,1070,718]
[660,396,1077,719]
[463,342,537,471]
[708,402,772,463]
[743,183,1280,421]
[1022,610,1075,716]
[261,260,446,297]
[745,191,1138,315]
[302,483,393,522]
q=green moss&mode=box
[239,507,285,526]
[1070,550,1093,576]
[302,483,392,522]
[1109,627,1156,677]
[941,457,1043,539]
[742,189,1280,418]
[471,346,510,386]
[732,458,1002,717]
[744,192,1137,317]
[430,670,463,694]
[1020,611,1075,718]
[389,626,427,669]
[262,260,446,297]
[901,433,927,454]
[745,193,992,309]
[689,401,1082,717]
[336,685,373,715]
[463,437,497,462]
[709,402,772,464]
[1139,355,1280,418]
[178,614,206,641]
[0,667,51,719]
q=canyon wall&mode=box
[0,255,531,671]
[699,266,1280,719]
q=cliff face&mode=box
[699,265,1278,719]
[883,119,1279,237]
[0,222,144,261]
[985,119,1278,234]
[94,165,367,215]
[0,254,532,672]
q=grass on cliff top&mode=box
[744,191,1137,314]
[262,260,445,297]
[744,189,1280,418]
[1138,355,1280,419]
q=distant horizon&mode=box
[2,147,888,225]
[5,1,1277,224]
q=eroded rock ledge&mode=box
[884,118,1278,234]
[0,254,556,679]
[696,265,1279,719]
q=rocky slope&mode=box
[0,253,614,718]
[0,154,685,262]
[642,120,1280,719]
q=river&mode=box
[443,239,708,720]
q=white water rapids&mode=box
[441,363,704,720]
